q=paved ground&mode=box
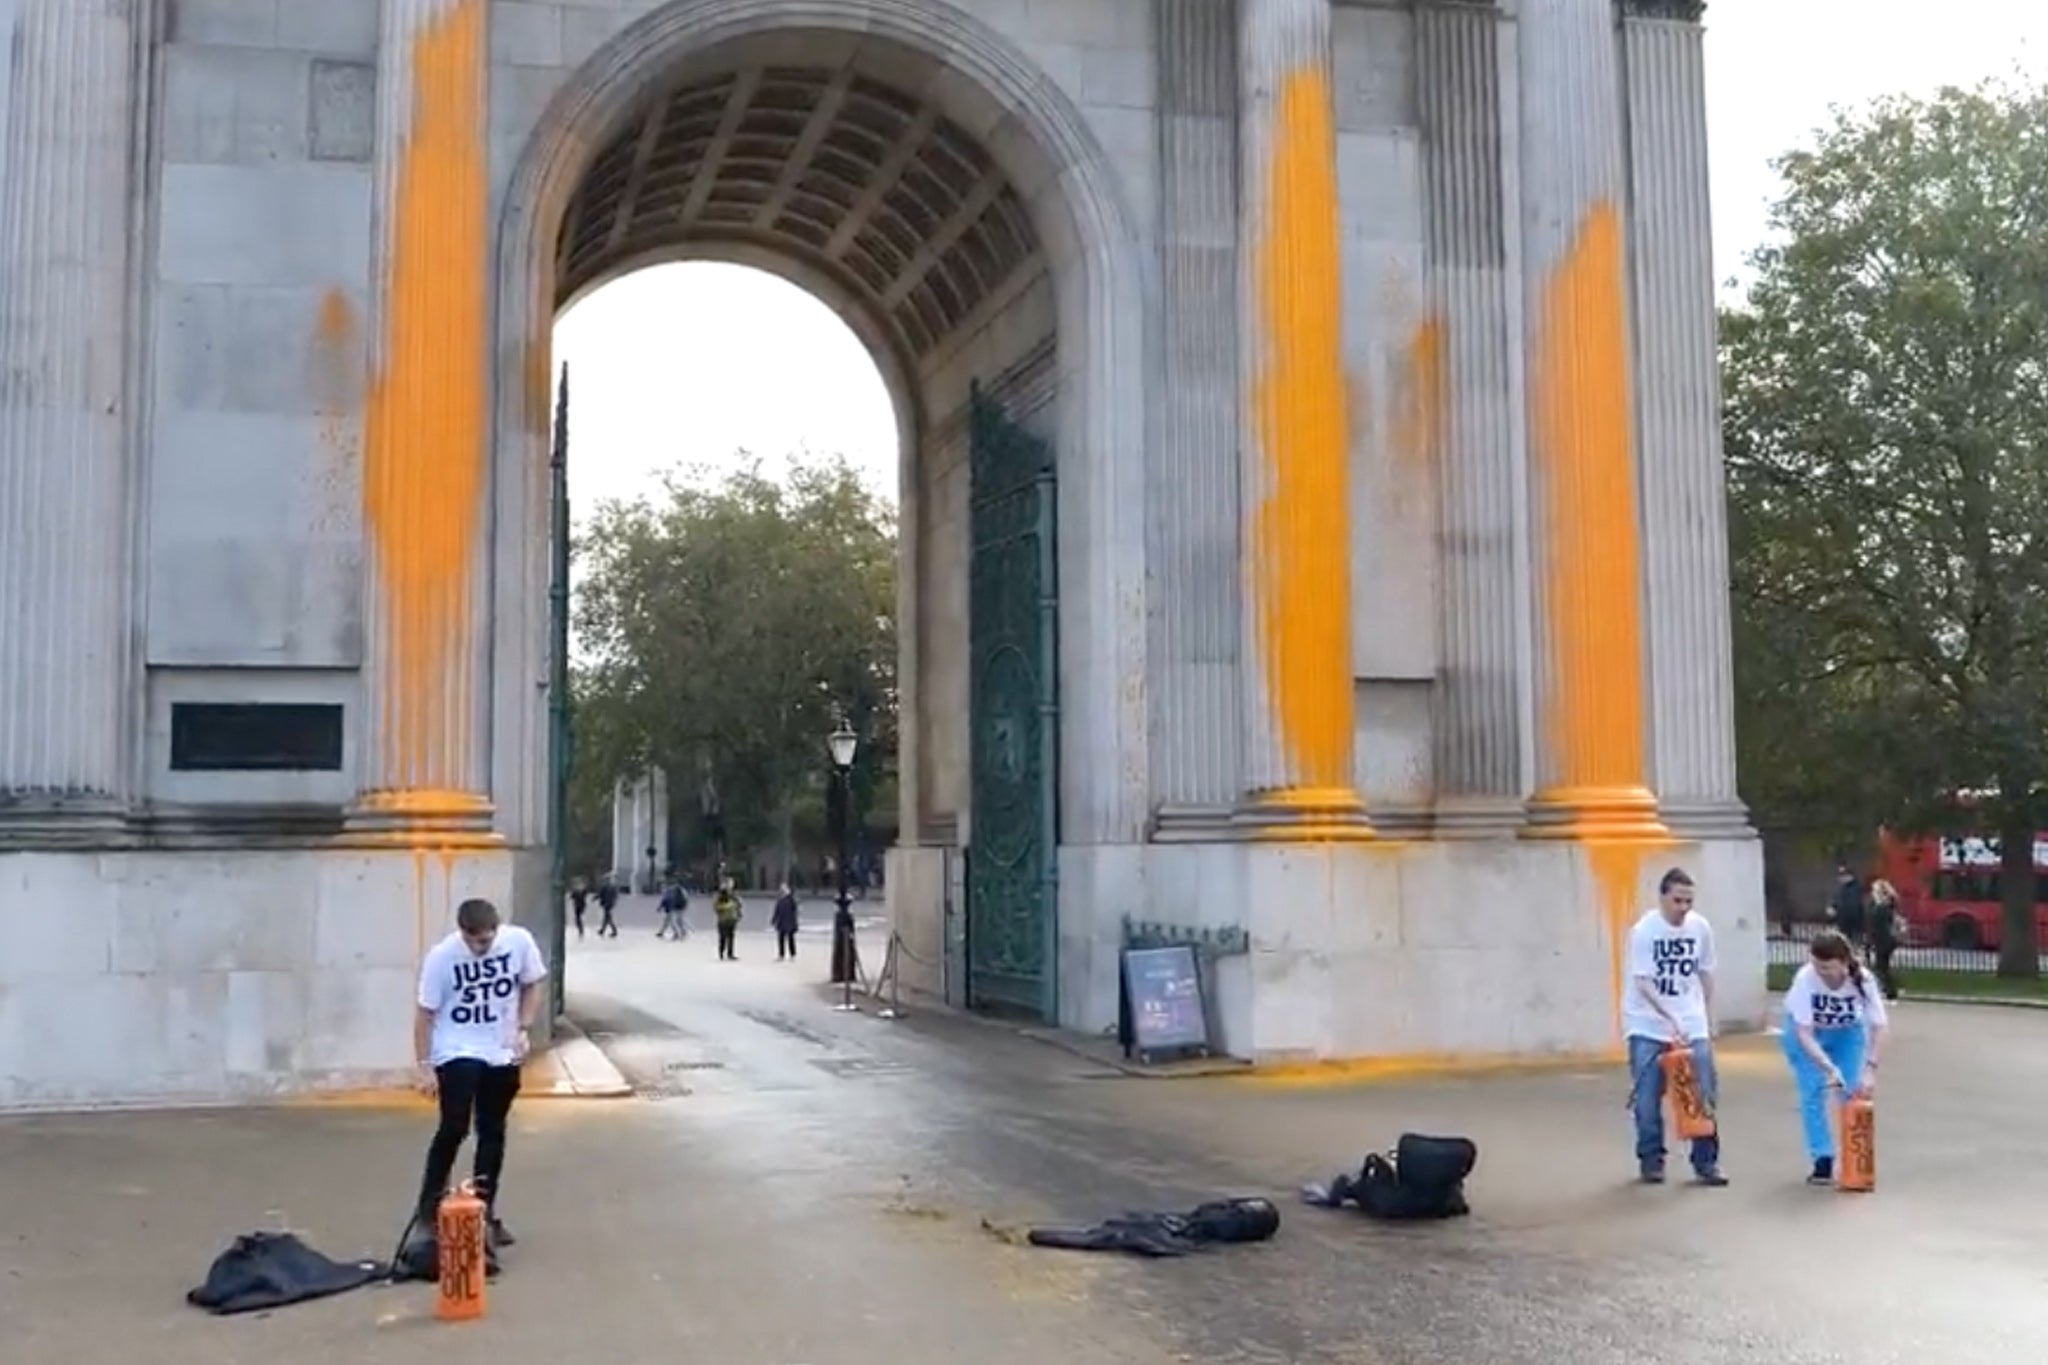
[3,893,2044,1363]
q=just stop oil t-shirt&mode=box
[1783,963,1891,1033]
[1621,909,1718,1043]
[417,925,549,1067]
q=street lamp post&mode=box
[827,720,860,1010]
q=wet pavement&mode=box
[4,893,2045,1363]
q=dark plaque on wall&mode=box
[1120,944,1211,1064]
[169,702,344,772]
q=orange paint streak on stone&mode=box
[1249,66,1356,801]
[1588,840,1650,1038]
[361,0,488,808]
[1529,202,1663,838]
[1397,315,1446,469]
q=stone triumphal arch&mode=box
[0,0,1761,1108]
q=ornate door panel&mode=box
[966,383,1059,1020]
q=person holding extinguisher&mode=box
[1781,928,1889,1185]
[1622,867,1730,1187]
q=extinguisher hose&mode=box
[383,1208,425,1285]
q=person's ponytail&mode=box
[1847,954,1869,1000]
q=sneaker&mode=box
[488,1217,517,1249]
[1638,1162,1667,1185]
[1806,1157,1834,1187]
[1690,1167,1730,1187]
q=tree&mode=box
[1723,81,2048,976]
[570,455,897,878]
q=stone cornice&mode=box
[1619,0,1707,20]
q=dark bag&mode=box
[1304,1132,1477,1222]
[186,1231,382,1315]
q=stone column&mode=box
[1516,0,1664,838]
[353,0,495,835]
[1619,0,1747,837]
[1417,0,1528,835]
[1233,0,1372,837]
[0,0,138,834]
[1150,0,1244,839]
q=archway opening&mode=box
[531,29,1069,1020]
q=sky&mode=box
[554,4,2048,519]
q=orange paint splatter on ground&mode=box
[1528,202,1663,838]
[1248,67,1359,807]
[361,0,489,809]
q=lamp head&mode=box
[827,724,858,769]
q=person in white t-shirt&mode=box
[1780,928,1889,1186]
[410,897,550,1249]
[1621,867,1730,1187]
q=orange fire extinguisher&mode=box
[1837,1092,1876,1193]
[1661,1044,1716,1140]
[435,1181,487,1321]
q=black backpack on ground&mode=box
[1304,1133,1477,1221]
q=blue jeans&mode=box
[1627,1034,1720,1172]
[1780,1025,1867,1161]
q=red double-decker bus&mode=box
[1873,829,2048,951]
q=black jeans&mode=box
[777,928,797,959]
[1872,937,1899,999]
[416,1059,522,1219]
[717,922,738,959]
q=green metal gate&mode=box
[546,365,572,1021]
[965,382,1059,1020]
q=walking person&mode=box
[1867,878,1902,1001]
[772,882,800,961]
[1622,867,1730,1187]
[569,878,589,941]
[1780,929,1890,1185]
[410,898,548,1252]
[713,878,743,961]
[596,875,620,938]
[656,879,689,940]
[1828,864,1868,951]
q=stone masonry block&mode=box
[163,44,310,165]
[310,60,376,163]
[492,1,567,68]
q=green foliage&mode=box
[568,455,897,871]
[1724,81,2048,973]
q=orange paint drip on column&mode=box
[1529,202,1663,837]
[361,0,488,808]
[1249,67,1357,799]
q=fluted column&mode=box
[1620,0,1747,837]
[1516,0,1664,838]
[1150,0,1244,838]
[1232,0,1372,838]
[353,0,495,835]
[1417,0,1528,835]
[0,0,139,834]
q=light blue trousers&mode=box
[1779,1026,1867,1161]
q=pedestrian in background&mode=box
[1868,877,1902,1001]
[772,883,800,960]
[714,879,743,961]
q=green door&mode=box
[966,383,1059,1020]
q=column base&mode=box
[1431,795,1528,839]
[1232,786,1377,843]
[1521,785,1669,841]
[1654,797,1755,841]
[347,790,500,847]
[0,796,132,850]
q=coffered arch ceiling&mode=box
[556,45,1046,367]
